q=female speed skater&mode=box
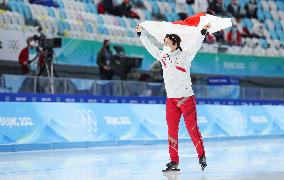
[135,13,232,172]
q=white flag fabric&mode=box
[139,13,232,51]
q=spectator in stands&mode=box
[208,0,227,16]
[225,25,242,46]
[150,61,163,82]
[132,0,145,9]
[98,0,115,14]
[97,40,114,80]
[18,37,45,75]
[113,0,140,19]
[205,33,216,44]
[186,0,194,4]
[214,30,225,42]
[252,23,265,39]
[245,0,257,18]
[0,0,10,11]
[227,0,241,18]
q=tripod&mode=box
[41,48,56,94]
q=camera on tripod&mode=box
[32,27,62,58]
[31,26,62,93]
[111,45,143,80]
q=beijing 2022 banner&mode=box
[0,102,284,145]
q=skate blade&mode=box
[162,169,180,173]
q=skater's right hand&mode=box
[203,23,211,30]
[136,25,142,33]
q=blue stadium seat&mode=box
[91,4,98,14]
[274,20,283,31]
[84,4,91,13]
[9,2,18,13]
[260,39,268,49]
[103,27,109,35]
[97,26,104,34]
[269,30,278,40]
[152,2,159,14]
[129,18,137,28]
[66,22,71,31]
[187,5,193,16]
[276,0,284,11]
[257,9,265,21]
[223,0,231,9]
[127,30,133,37]
[117,17,126,27]
[165,13,172,22]
[169,2,176,12]
[277,31,284,41]
[59,10,67,19]
[48,7,56,18]
[238,0,247,9]
[97,16,104,24]
[173,13,179,21]
[263,10,272,20]
[56,1,64,8]
[58,21,65,34]
[16,3,25,18]
[144,11,152,20]
[23,5,32,20]
[85,23,93,33]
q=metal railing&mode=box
[1,74,284,100]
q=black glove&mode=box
[201,29,209,36]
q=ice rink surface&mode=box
[0,138,284,180]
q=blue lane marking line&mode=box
[1,135,284,152]
[1,93,284,105]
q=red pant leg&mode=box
[180,96,205,158]
[166,98,182,163]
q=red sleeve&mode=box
[237,32,242,45]
[226,32,232,43]
[18,47,28,65]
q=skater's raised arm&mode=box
[136,25,161,60]
[184,23,211,57]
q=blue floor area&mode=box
[0,138,283,180]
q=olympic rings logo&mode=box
[8,40,19,52]
[75,109,98,133]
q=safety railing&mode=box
[1,74,284,100]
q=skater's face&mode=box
[164,38,178,52]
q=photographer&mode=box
[18,37,45,75]
[97,40,114,80]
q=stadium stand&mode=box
[0,0,283,57]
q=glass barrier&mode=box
[1,74,284,100]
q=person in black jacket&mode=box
[97,40,114,80]
[208,0,227,16]
[227,0,241,18]
[245,0,257,18]
[113,0,140,19]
